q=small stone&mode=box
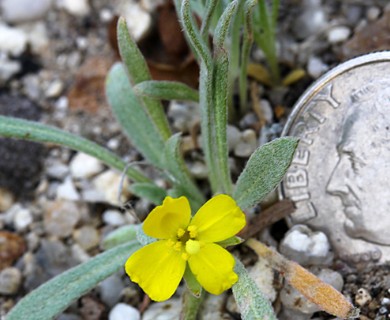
[279,224,332,266]
[13,206,33,231]
[249,258,277,302]
[327,26,351,44]
[45,80,64,98]
[0,187,15,212]
[109,303,140,320]
[355,288,372,307]
[143,299,181,320]
[188,161,208,179]
[99,8,114,23]
[71,244,90,263]
[0,24,27,56]
[0,231,25,271]
[102,210,126,226]
[259,99,274,124]
[199,294,228,319]
[100,275,125,308]
[0,55,21,83]
[0,267,22,295]
[83,170,130,206]
[118,2,152,41]
[366,6,381,21]
[80,296,105,320]
[56,176,80,201]
[44,200,81,238]
[46,161,69,180]
[234,129,258,157]
[70,152,104,179]
[73,226,100,251]
[20,21,49,55]
[227,125,241,151]
[59,0,90,17]
[168,101,200,133]
[1,0,52,23]
[307,56,329,79]
[292,1,327,40]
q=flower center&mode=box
[174,225,200,259]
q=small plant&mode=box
[0,1,357,319]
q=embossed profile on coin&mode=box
[326,82,390,246]
[280,52,390,265]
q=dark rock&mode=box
[0,94,46,198]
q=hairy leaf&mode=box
[106,63,165,167]
[129,182,167,205]
[102,225,138,250]
[233,137,298,210]
[0,115,149,183]
[232,259,277,320]
[134,80,199,102]
[7,242,140,320]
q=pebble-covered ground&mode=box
[0,0,390,319]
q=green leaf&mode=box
[117,17,171,141]
[232,259,277,320]
[135,224,156,246]
[134,80,199,102]
[163,133,205,211]
[0,115,149,183]
[129,182,167,205]
[106,63,165,168]
[6,241,141,320]
[183,266,202,298]
[233,137,299,210]
[216,236,243,248]
[102,225,137,250]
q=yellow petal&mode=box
[190,194,246,242]
[188,243,238,295]
[125,240,186,301]
[143,196,191,239]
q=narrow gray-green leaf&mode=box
[232,259,277,320]
[216,236,243,248]
[102,225,138,250]
[106,63,165,168]
[134,80,199,102]
[233,137,299,210]
[117,17,171,140]
[213,0,238,49]
[0,115,149,183]
[135,224,156,246]
[129,182,167,205]
[7,241,140,320]
[164,133,205,211]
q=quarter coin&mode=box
[279,51,390,265]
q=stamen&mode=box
[177,228,185,238]
[187,225,198,238]
[181,252,189,261]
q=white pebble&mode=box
[279,225,332,266]
[307,56,329,79]
[234,129,258,157]
[70,152,104,179]
[327,26,351,44]
[0,24,27,56]
[0,55,21,83]
[366,6,381,21]
[103,210,126,226]
[1,0,52,23]
[118,2,151,41]
[355,288,372,307]
[45,80,64,98]
[143,299,181,320]
[109,303,140,320]
[0,268,22,295]
[58,0,90,17]
[13,207,33,231]
[56,176,80,201]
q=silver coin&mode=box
[279,51,390,265]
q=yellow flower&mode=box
[125,194,246,301]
